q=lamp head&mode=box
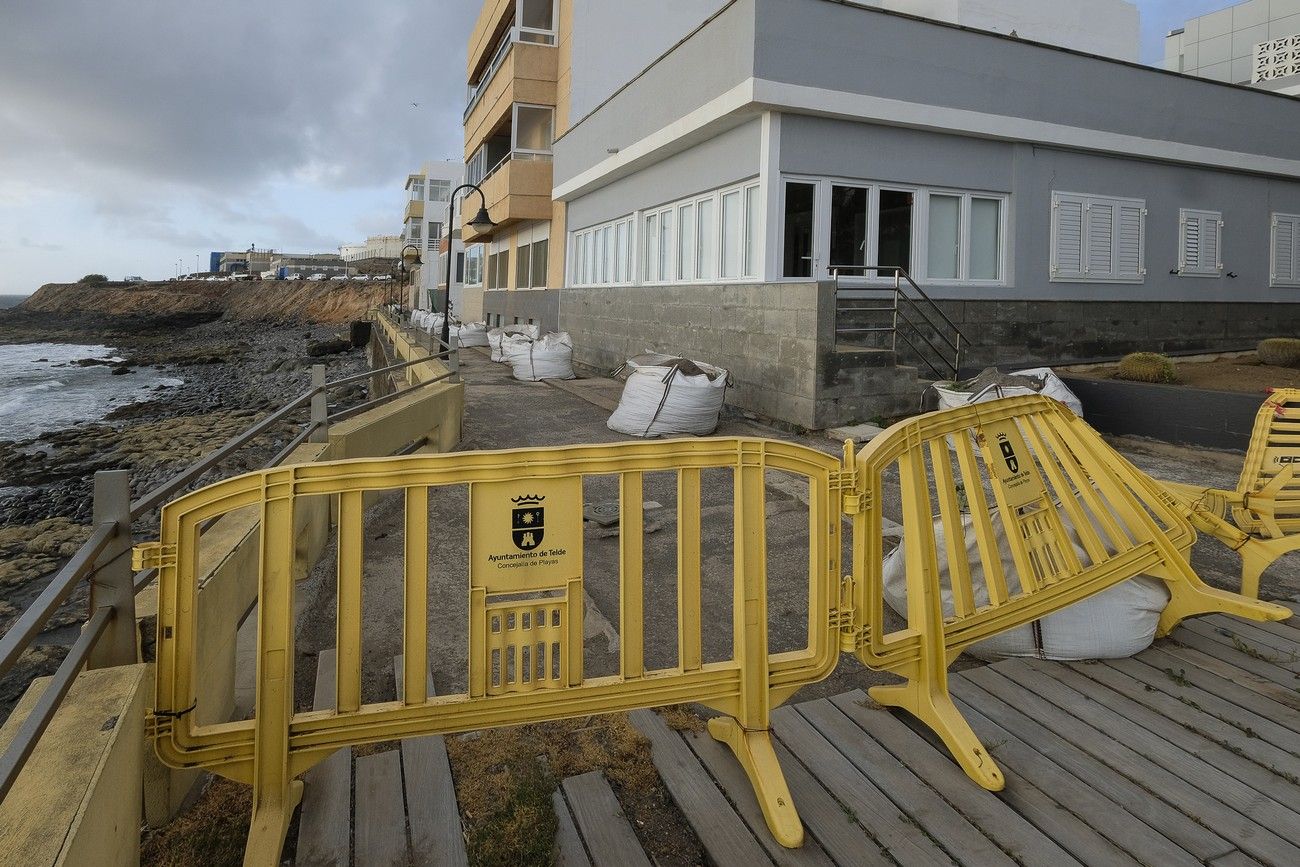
[468,206,496,234]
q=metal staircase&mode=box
[832,266,967,381]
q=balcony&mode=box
[465,41,557,151]
[404,199,425,222]
[461,154,554,244]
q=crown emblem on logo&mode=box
[511,495,545,505]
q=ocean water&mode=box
[0,342,184,442]
[0,295,28,309]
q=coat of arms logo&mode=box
[511,495,545,551]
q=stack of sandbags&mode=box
[488,324,540,362]
[509,332,576,381]
[929,367,1083,417]
[607,354,730,438]
[455,322,489,347]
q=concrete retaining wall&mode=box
[561,281,920,428]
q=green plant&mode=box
[1257,338,1300,368]
[1116,352,1178,384]
[78,273,109,285]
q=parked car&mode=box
[123,275,144,283]
[307,273,327,281]
[286,273,303,280]
[371,274,392,282]
[353,274,370,282]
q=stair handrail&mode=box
[832,265,967,379]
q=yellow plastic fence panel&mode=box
[1164,388,1300,597]
[844,395,1291,791]
[145,438,842,865]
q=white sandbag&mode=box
[881,501,1168,661]
[934,368,1083,417]
[510,332,576,381]
[488,325,540,362]
[607,354,730,438]
[499,333,534,366]
[455,322,489,347]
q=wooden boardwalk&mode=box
[293,610,1300,865]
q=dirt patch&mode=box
[446,710,705,866]
[1068,353,1300,395]
[141,776,250,867]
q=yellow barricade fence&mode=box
[842,394,1290,791]
[1164,387,1300,597]
[141,397,1291,864]
[144,438,844,863]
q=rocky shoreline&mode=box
[0,306,371,715]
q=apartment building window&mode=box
[427,221,443,251]
[464,246,484,286]
[696,197,715,280]
[514,105,554,155]
[519,0,555,33]
[634,181,760,285]
[1272,214,1300,287]
[784,182,816,278]
[678,203,696,281]
[1178,209,1223,277]
[428,180,451,203]
[1051,192,1145,283]
[785,176,1007,284]
[408,222,423,243]
[486,249,509,290]
[410,179,425,200]
[571,216,636,287]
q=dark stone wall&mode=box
[927,301,1300,372]
[482,289,561,334]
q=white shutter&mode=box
[1179,209,1223,276]
[1052,192,1145,283]
[1272,215,1300,287]
[1051,193,1085,279]
[1117,204,1145,280]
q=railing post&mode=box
[310,365,329,444]
[87,470,137,669]
[447,333,460,382]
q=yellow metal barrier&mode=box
[144,438,843,863]
[1163,388,1300,597]
[841,395,1290,791]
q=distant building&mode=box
[403,160,468,316]
[340,235,405,262]
[215,248,276,275]
[268,253,348,279]
[1165,0,1300,91]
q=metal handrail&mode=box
[833,265,967,379]
[0,317,460,806]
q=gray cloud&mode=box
[0,1,476,197]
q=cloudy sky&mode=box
[0,1,1238,294]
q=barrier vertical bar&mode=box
[620,472,644,680]
[244,471,303,863]
[309,365,328,444]
[87,470,137,669]
[336,491,364,713]
[403,487,429,706]
[677,468,702,672]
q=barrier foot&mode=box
[708,716,804,848]
[242,780,303,867]
[869,680,1005,792]
[1157,571,1292,636]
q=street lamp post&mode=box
[398,243,422,317]
[443,183,496,349]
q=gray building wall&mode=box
[566,120,762,230]
[482,289,560,333]
[779,113,1300,302]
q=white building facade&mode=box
[1165,0,1300,87]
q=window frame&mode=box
[1272,213,1300,288]
[1050,190,1146,285]
[512,103,555,156]
[1177,208,1224,278]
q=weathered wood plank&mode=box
[1033,661,1300,816]
[560,772,652,867]
[1158,639,1300,716]
[961,667,1237,862]
[354,750,409,867]
[1182,618,1300,675]
[1202,615,1300,662]
[1131,647,1300,747]
[768,737,894,867]
[1083,660,1300,780]
[993,662,1300,866]
[1171,628,1300,697]
[551,790,592,867]
[627,710,772,864]
[296,649,352,867]
[1254,608,1300,643]
[945,682,1168,866]
[829,691,1081,867]
[1209,850,1268,867]
[673,717,836,865]
[797,698,1017,867]
[393,657,468,867]
[771,705,956,867]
